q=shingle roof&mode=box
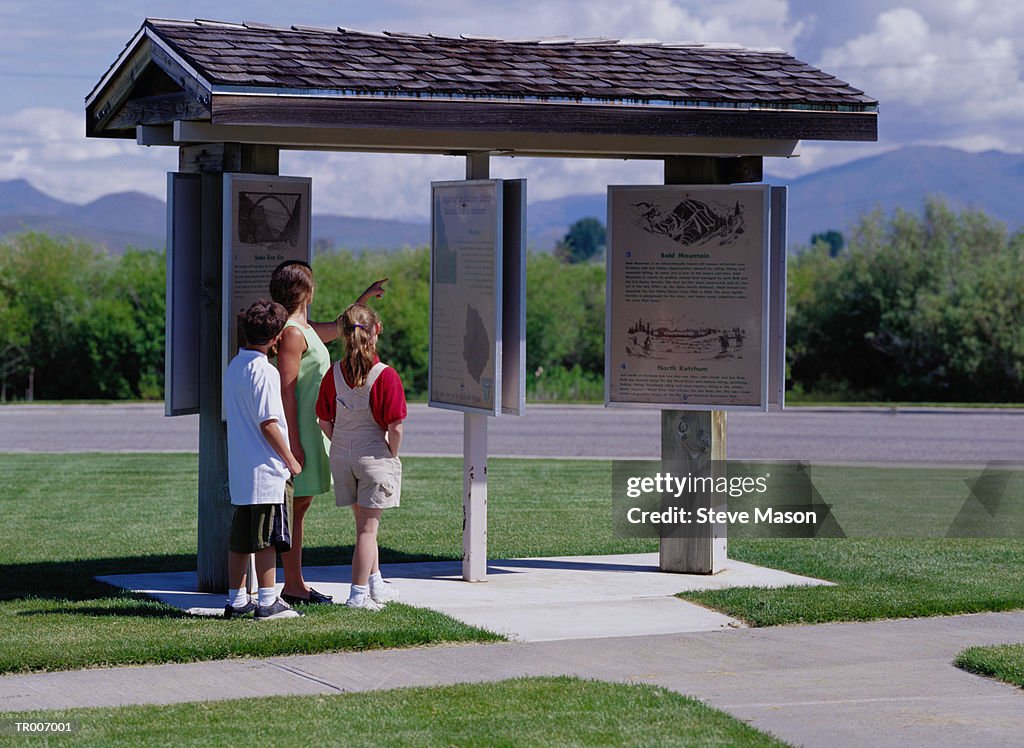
[139,18,875,112]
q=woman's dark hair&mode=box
[269,260,314,314]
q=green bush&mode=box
[788,199,1024,401]
[527,364,604,402]
[0,234,164,400]
[312,249,608,399]
[311,248,431,395]
[8,195,1023,406]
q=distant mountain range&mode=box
[0,179,430,255]
[528,146,1024,248]
[2,146,1022,254]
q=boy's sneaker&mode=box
[345,595,384,612]
[370,581,400,604]
[254,597,304,621]
[223,597,257,619]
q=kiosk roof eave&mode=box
[141,120,803,160]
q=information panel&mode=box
[165,172,201,416]
[429,180,502,415]
[606,185,771,411]
[221,174,311,381]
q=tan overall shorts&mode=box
[328,361,402,509]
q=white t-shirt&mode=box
[224,348,290,506]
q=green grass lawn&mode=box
[1,453,1022,672]
[0,677,788,748]
[678,462,1024,625]
[955,644,1024,689]
[680,538,1024,626]
[0,453,653,674]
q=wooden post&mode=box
[462,152,490,582]
[184,143,279,592]
[659,156,760,574]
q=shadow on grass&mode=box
[15,596,194,619]
[0,547,456,604]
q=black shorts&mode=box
[228,479,294,553]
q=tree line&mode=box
[1,198,1021,403]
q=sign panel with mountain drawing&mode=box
[606,185,771,410]
[221,174,312,414]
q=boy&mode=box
[223,299,305,621]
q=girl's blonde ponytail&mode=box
[339,304,380,388]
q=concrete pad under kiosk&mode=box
[99,552,831,642]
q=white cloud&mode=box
[5,2,1023,213]
[281,151,664,219]
[0,107,172,203]
[819,7,1024,121]
[921,133,1023,154]
[764,142,899,179]
[369,0,803,50]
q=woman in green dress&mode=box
[270,261,387,604]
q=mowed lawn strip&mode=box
[679,462,1024,626]
[680,538,1024,626]
[0,453,652,674]
[2,454,1023,671]
[955,644,1024,688]
[0,677,790,748]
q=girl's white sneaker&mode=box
[345,594,384,611]
[370,581,400,604]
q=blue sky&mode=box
[1,1,1021,218]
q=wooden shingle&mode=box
[85,17,877,150]
[137,18,874,110]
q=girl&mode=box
[316,303,406,610]
[270,261,386,605]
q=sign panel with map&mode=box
[222,174,312,392]
[606,185,772,411]
[429,180,503,415]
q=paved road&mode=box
[2,611,1022,747]
[1,403,1022,462]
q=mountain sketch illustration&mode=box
[631,199,745,247]
[238,192,302,247]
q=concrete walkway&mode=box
[1,611,1021,747]
[98,554,831,641]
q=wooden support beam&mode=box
[462,151,491,583]
[211,94,878,142]
[192,144,279,592]
[196,169,228,593]
[658,155,761,574]
[660,410,728,573]
[168,120,800,160]
[179,143,280,174]
[107,92,210,130]
[664,155,763,185]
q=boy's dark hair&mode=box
[239,299,288,345]
[269,260,314,314]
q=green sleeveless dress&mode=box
[281,319,332,496]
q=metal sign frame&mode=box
[165,172,202,417]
